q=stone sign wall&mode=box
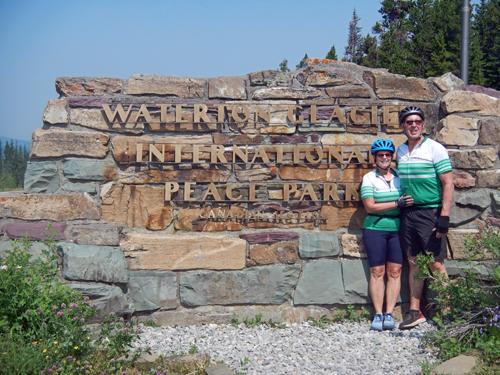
[1,59,500,324]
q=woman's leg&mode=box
[385,231,404,314]
[369,265,386,314]
[363,229,389,316]
[385,262,402,314]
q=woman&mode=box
[360,139,413,330]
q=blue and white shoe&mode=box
[383,313,395,330]
[371,313,383,331]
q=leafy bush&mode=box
[0,227,148,375]
[416,222,500,363]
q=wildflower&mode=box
[110,312,115,316]
[42,322,46,327]
[126,322,130,327]
[37,307,42,312]
[43,349,47,353]
[48,369,53,374]
[74,317,79,321]
[61,303,66,308]
[80,318,85,323]
[70,303,77,308]
[57,312,63,317]
[25,310,30,315]
[92,303,96,307]
[84,296,89,301]
[52,306,57,310]
[74,346,79,350]
[68,308,73,312]
[54,341,58,344]
[67,356,73,361]
[110,323,114,327]
[87,336,90,340]
[46,355,49,359]
[121,372,127,375]
[120,317,124,322]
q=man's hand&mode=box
[433,216,449,238]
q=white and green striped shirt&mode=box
[396,137,452,208]
[361,169,402,231]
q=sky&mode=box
[0,0,473,142]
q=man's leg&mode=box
[408,256,424,311]
[399,259,427,330]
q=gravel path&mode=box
[134,321,439,375]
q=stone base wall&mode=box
[1,59,499,324]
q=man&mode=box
[396,106,454,330]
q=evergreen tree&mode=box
[296,53,309,69]
[325,45,338,60]
[408,0,436,77]
[344,9,363,63]
[0,140,3,177]
[358,34,379,68]
[474,0,500,89]
[375,0,413,75]
[0,139,30,191]
[428,0,462,77]
[469,23,486,86]
[279,58,290,72]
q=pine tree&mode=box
[344,9,363,63]
[474,0,500,89]
[375,0,413,75]
[469,23,486,86]
[325,45,338,60]
[296,53,309,69]
[0,140,3,178]
[428,0,462,77]
[358,34,379,68]
[279,58,290,72]
[408,0,437,77]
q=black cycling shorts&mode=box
[362,229,404,268]
[399,207,447,260]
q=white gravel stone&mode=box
[134,321,439,375]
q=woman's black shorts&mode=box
[362,229,404,268]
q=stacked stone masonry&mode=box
[1,59,500,324]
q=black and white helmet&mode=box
[399,106,425,124]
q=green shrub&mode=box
[0,227,148,375]
[416,222,500,363]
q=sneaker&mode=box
[399,310,426,330]
[371,313,383,331]
[383,313,395,330]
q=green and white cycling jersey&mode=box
[360,169,402,231]
[396,137,452,208]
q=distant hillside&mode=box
[0,136,30,150]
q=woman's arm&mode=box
[362,195,413,213]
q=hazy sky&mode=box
[0,0,471,141]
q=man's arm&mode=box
[439,171,454,217]
[435,171,454,238]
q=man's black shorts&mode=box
[399,207,447,260]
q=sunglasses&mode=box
[376,152,393,158]
[404,120,423,126]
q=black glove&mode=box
[395,194,408,208]
[436,216,449,233]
